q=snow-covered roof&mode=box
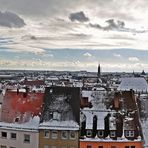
[118,77,148,92]
[0,116,40,131]
[82,90,106,110]
[109,115,116,130]
[39,120,79,130]
[81,110,110,130]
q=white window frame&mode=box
[24,134,30,143]
[51,130,58,139]
[125,130,134,137]
[86,130,92,137]
[110,131,116,137]
[69,131,76,140]
[98,130,104,137]
[44,130,50,138]
[61,131,68,139]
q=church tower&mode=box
[97,63,101,78]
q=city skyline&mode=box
[0,0,148,71]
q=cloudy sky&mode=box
[0,0,148,72]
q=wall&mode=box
[39,130,79,148]
[0,128,39,148]
[80,141,143,148]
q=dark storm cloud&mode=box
[69,11,89,22]
[90,19,146,33]
[0,11,25,28]
[90,19,125,31]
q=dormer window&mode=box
[53,112,61,121]
[125,130,134,137]
[110,131,116,138]
[86,130,92,137]
[97,130,104,138]
[14,117,20,123]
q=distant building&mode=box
[118,77,148,93]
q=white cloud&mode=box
[128,57,140,62]
[83,52,92,57]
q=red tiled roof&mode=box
[1,90,44,123]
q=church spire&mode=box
[97,63,101,78]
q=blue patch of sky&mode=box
[44,48,148,63]
[0,47,148,63]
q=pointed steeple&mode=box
[97,63,101,78]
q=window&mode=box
[24,134,30,143]
[87,146,92,148]
[111,146,116,148]
[61,131,68,139]
[110,131,116,137]
[125,147,129,148]
[1,132,7,138]
[98,131,104,137]
[86,130,92,137]
[44,130,49,138]
[125,147,135,148]
[10,133,16,139]
[44,145,49,148]
[69,131,76,139]
[125,131,134,137]
[14,117,19,122]
[0,146,6,148]
[53,112,61,120]
[51,131,58,139]
[10,147,16,148]
[98,146,103,148]
[131,146,135,148]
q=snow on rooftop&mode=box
[82,110,94,129]
[39,120,79,130]
[82,110,110,130]
[0,116,40,131]
[82,90,106,110]
[96,111,108,130]
[109,115,116,130]
[118,77,148,92]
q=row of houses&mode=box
[0,83,144,148]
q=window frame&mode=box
[24,134,30,143]
[125,130,134,137]
[110,131,116,137]
[44,130,50,138]
[10,133,17,140]
[51,130,58,139]
[44,145,49,148]
[69,131,76,140]
[97,130,104,138]
[1,132,7,138]
[87,145,92,148]
[61,131,68,139]
[86,130,92,137]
